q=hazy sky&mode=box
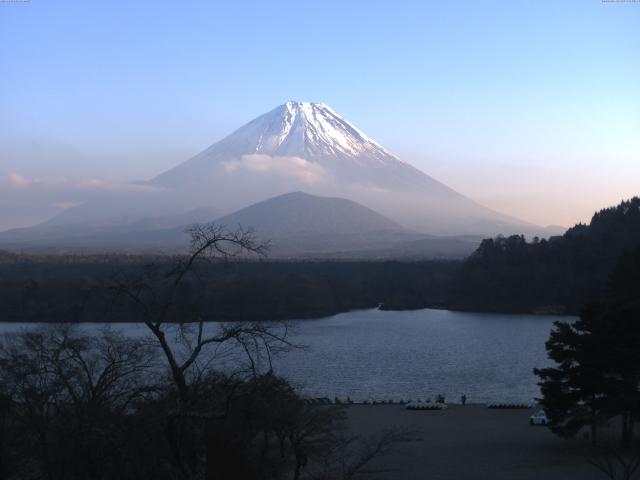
[1,0,639,230]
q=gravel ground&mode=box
[346,404,605,480]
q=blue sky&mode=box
[1,0,639,228]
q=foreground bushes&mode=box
[0,326,406,480]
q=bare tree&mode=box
[108,223,303,479]
[295,425,414,480]
[110,223,299,405]
[201,373,413,480]
[0,325,157,480]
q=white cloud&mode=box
[223,154,326,185]
[4,172,161,193]
[6,172,31,188]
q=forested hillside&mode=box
[450,197,640,313]
[0,258,458,322]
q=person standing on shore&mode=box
[461,394,467,406]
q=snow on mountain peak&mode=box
[145,102,541,237]
[152,101,432,196]
[213,101,404,167]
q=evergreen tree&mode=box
[534,304,612,444]
[535,246,640,446]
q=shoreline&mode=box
[0,304,577,324]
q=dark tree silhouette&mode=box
[534,304,613,444]
[0,326,157,480]
[452,197,640,313]
[535,245,640,448]
[110,223,297,405]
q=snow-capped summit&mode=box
[153,101,420,187]
[238,101,400,164]
[34,102,542,238]
[149,101,540,235]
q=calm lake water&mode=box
[0,308,568,403]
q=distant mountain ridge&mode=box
[0,206,220,243]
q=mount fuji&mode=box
[149,101,539,236]
[0,101,547,254]
[153,101,429,191]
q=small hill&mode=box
[216,191,405,238]
[211,192,480,258]
[212,191,427,257]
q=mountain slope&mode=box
[153,102,447,192]
[0,206,219,246]
[150,101,541,236]
[7,101,544,249]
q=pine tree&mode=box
[535,303,640,447]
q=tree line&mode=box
[0,257,458,323]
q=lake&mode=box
[0,308,568,404]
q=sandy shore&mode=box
[347,404,603,480]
